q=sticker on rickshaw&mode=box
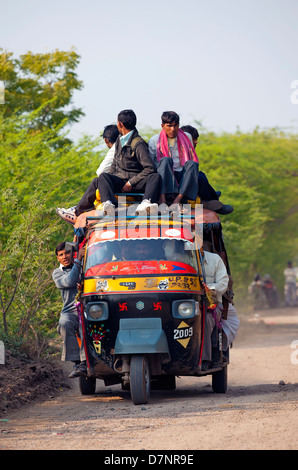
[119,281,136,290]
[158,279,169,290]
[174,321,193,348]
[96,279,108,291]
[93,340,101,354]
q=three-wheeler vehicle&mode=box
[72,200,232,405]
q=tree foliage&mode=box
[0,108,103,354]
[0,49,83,131]
[196,127,298,296]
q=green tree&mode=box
[196,128,298,297]
[0,108,105,354]
[0,48,84,131]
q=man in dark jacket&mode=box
[58,110,161,223]
[97,109,161,215]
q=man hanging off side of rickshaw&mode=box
[201,241,239,370]
[52,242,87,378]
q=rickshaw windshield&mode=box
[84,238,198,273]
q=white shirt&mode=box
[203,251,229,302]
[284,267,297,284]
[96,144,116,176]
[148,131,193,172]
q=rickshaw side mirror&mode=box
[65,242,79,253]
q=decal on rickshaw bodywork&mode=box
[153,302,162,310]
[85,260,197,278]
[84,275,203,296]
[93,340,101,354]
[119,281,136,290]
[87,324,109,355]
[119,302,128,311]
[144,278,159,288]
[174,321,193,348]
[96,279,108,291]
[158,279,169,290]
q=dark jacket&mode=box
[108,129,156,187]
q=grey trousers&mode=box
[202,305,224,362]
[284,282,297,306]
[202,312,216,362]
[58,311,85,362]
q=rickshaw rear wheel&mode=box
[79,374,96,395]
[130,355,151,405]
[212,365,228,393]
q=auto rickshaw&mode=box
[72,197,232,405]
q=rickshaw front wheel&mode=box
[212,365,228,393]
[130,355,151,405]
[79,374,96,395]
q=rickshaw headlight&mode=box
[89,304,104,319]
[178,302,193,317]
[85,302,109,321]
[172,300,196,318]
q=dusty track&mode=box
[1,307,298,450]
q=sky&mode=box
[1,0,298,141]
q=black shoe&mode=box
[68,364,81,378]
[77,360,87,375]
[202,200,223,211]
[216,204,234,215]
[68,361,87,378]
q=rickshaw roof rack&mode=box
[86,213,196,222]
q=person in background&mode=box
[180,125,199,148]
[284,261,297,307]
[52,242,86,378]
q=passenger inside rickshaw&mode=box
[84,238,198,274]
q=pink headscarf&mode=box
[156,129,199,166]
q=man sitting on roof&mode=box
[57,123,120,225]
[57,110,161,225]
[148,112,233,215]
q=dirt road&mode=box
[1,307,298,450]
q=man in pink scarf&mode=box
[148,111,226,211]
